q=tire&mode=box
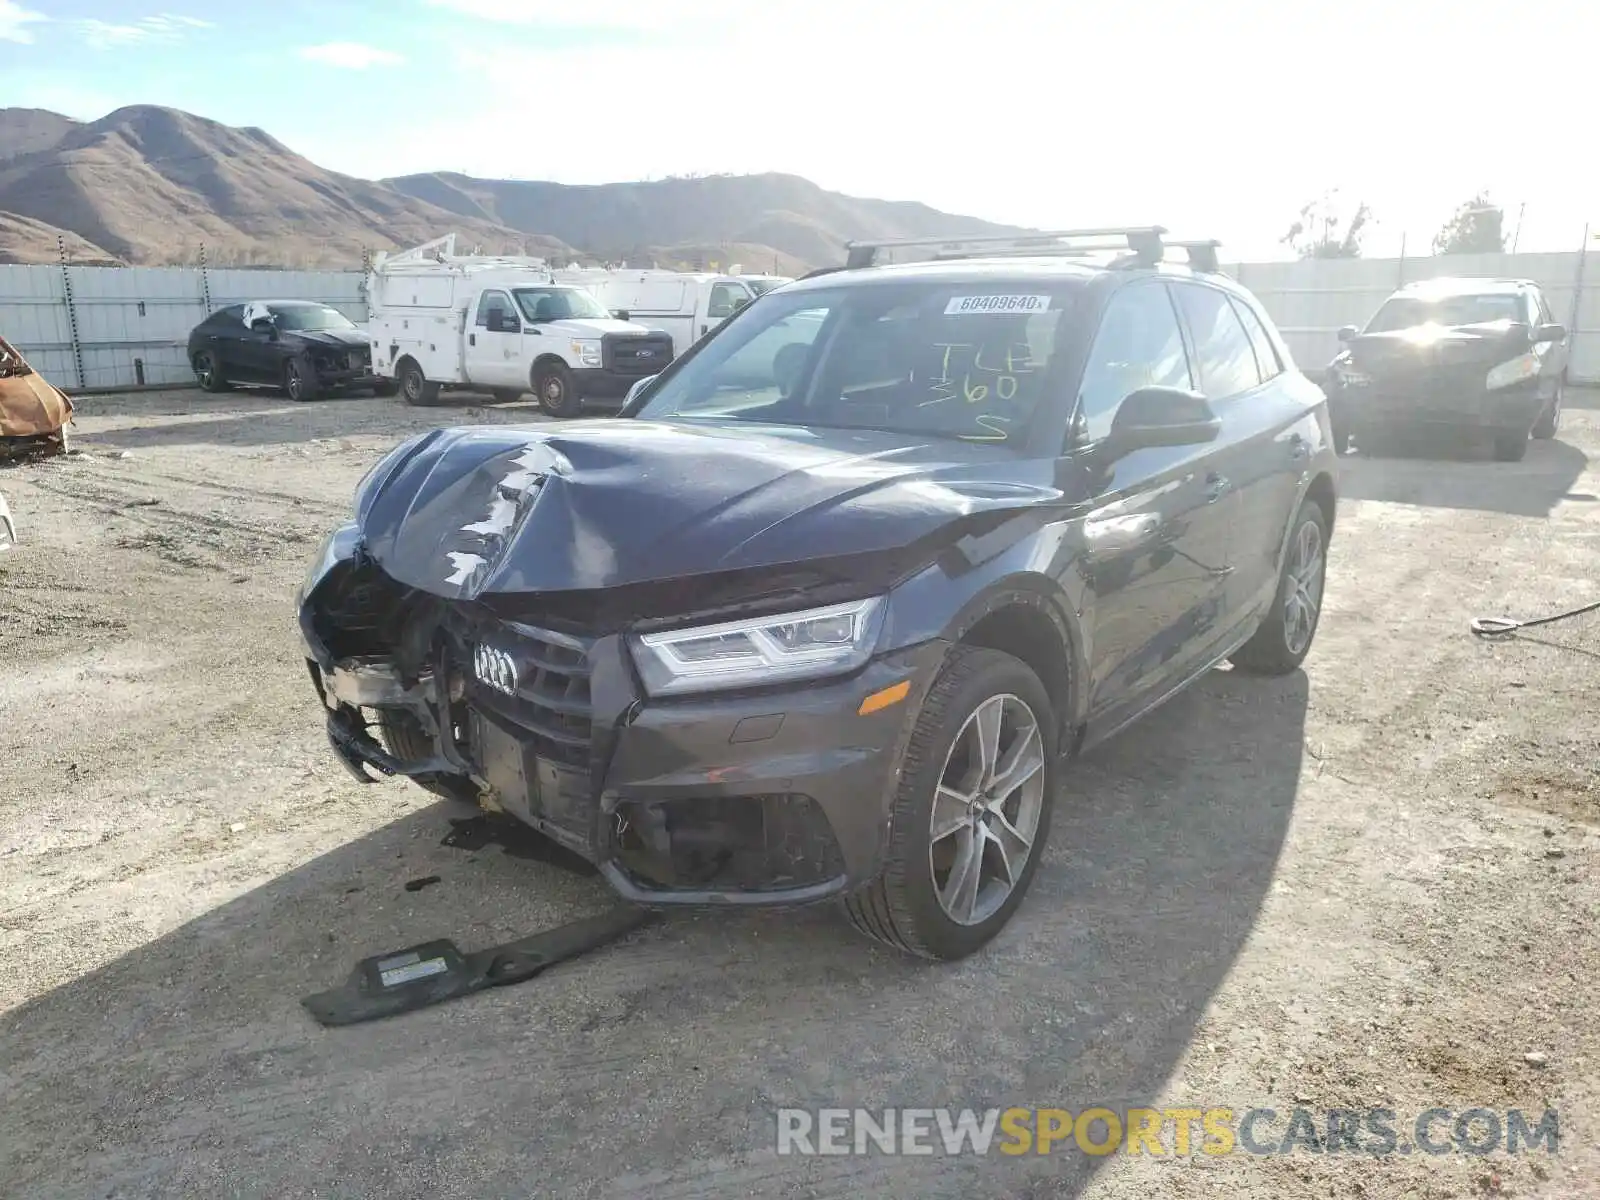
[193,350,230,393]
[284,356,320,403]
[1230,497,1329,676]
[398,358,442,407]
[377,710,480,809]
[842,645,1057,961]
[534,361,581,418]
[1532,380,1562,440]
[1492,428,1529,462]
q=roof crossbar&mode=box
[841,227,1225,273]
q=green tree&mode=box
[1433,194,1506,254]
[1281,191,1372,259]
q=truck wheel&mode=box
[534,362,581,418]
[398,358,442,407]
[193,350,231,393]
[284,356,319,403]
[842,645,1057,961]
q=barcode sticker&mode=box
[944,295,1051,316]
[379,955,449,987]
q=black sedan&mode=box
[187,301,393,402]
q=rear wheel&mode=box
[534,362,581,418]
[1231,497,1329,676]
[398,358,442,407]
[193,350,230,393]
[284,356,319,403]
[843,645,1056,961]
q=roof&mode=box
[783,254,1229,297]
[1394,276,1534,297]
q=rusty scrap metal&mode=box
[0,333,74,459]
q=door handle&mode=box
[1205,472,1229,502]
[469,333,476,346]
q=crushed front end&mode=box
[299,530,945,907]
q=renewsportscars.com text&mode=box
[775,1106,1560,1158]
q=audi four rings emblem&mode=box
[473,644,518,695]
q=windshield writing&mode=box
[634,284,1077,444]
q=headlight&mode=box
[300,521,360,605]
[570,339,603,367]
[1486,353,1540,390]
[630,597,887,697]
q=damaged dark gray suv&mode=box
[298,227,1339,961]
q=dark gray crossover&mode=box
[188,300,391,402]
[297,227,1339,960]
[1323,276,1568,460]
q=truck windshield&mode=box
[633,282,1082,445]
[270,305,357,331]
[514,288,612,322]
[1366,293,1523,332]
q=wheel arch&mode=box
[529,353,571,384]
[942,580,1085,754]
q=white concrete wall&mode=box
[0,264,367,392]
[3,252,1597,392]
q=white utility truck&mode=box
[549,268,763,359]
[366,235,676,416]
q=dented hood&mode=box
[357,418,1062,598]
[0,337,73,438]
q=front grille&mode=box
[602,332,674,376]
[469,621,594,769]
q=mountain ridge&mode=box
[0,104,1029,272]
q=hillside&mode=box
[383,171,1028,271]
[0,103,1028,271]
[0,106,569,268]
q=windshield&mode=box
[633,282,1081,444]
[746,279,784,296]
[514,287,611,322]
[1365,293,1523,332]
[270,305,356,331]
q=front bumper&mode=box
[1335,376,1545,436]
[313,367,383,391]
[303,583,948,907]
[571,367,657,400]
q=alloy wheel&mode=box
[928,693,1047,927]
[1283,518,1325,657]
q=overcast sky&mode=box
[2,0,1596,259]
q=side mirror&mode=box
[1336,325,1358,342]
[250,317,276,338]
[624,374,659,406]
[612,309,631,322]
[1534,323,1566,344]
[489,311,521,333]
[1103,386,1221,458]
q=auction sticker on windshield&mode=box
[944,295,1052,316]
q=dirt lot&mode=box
[1,386,1597,1199]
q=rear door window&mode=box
[1173,283,1262,398]
[1229,296,1282,382]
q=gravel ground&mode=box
[1,385,1596,1199]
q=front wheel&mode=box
[284,357,319,403]
[843,645,1056,961]
[1532,380,1563,440]
[1231,497,1329,676]
[1492,427,1529,462]
[534,362,581,418]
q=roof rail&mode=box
[841,227,1224,273]
[844,227,1167,270]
